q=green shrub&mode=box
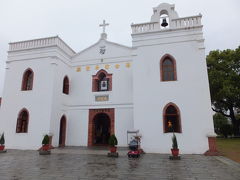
[221,124,233,138]
[0,133,5,145]
[42,135,49,145]
[213,113,233,137]
[172,134,178,149]
[108,134,118,147]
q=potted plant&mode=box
[108,134,118,153]
[0,133,5,151]
[171,133,179,156]
[42,134,50,151]
[39,134,51,155]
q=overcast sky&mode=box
[0,0,240,95]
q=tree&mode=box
[213,113,233,138]
[207,46,240,135]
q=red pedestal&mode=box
[204,136,219,156]
[0,145,5,151]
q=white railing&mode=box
[131,22,159,34]
[171,15,202,29]
[131,15,202,34]
[9,36,75,56]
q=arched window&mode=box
[21,68,34,91]
[92,70,112,92]
[163,103,181,133]
[16,108,29,133]
[160,54,177,81]
[63,76,69,94]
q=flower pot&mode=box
[42,144,50,151]
[39,150,51,155]
[171,148,179,156]
[0,145,5,151]
[110,146,117,153]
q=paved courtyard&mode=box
[0,148,240,180]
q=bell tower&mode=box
[151,3,179,28]
[131,3,215,153]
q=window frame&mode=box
[63,76,70,95]
[21,68,34,91]
[16,108,29,133]
[163,103,182,133]
[92,69,112,92]
[160,54,177,81]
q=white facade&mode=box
[0,3,215,153]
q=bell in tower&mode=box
[161,18,168,27]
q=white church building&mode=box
[0,3,216,154]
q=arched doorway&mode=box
[93,113,110,145]
[59,115,67,147]
[88,108,115,146]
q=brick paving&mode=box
[0,148,240,180]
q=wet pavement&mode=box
[0,148,240,180]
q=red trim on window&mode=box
[21,68,34,91]
[63,76,69,94]
[92,69,112,92]
[16,108,29,133]
[160,54,177,81]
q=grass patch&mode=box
[216,138,240,163]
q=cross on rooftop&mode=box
[99,20,109,33]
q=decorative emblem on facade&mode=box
[126,62,131,68]
[86,66,90,71]
[95,65,99,70]
[115,64,120,69]
[99,46,106,55]
[76,67,81,72]
[105,64,110,69]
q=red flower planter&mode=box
[0,145,5,151]
[42,144,50,151]
[171,149,179,156]
[110,146,117,153]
